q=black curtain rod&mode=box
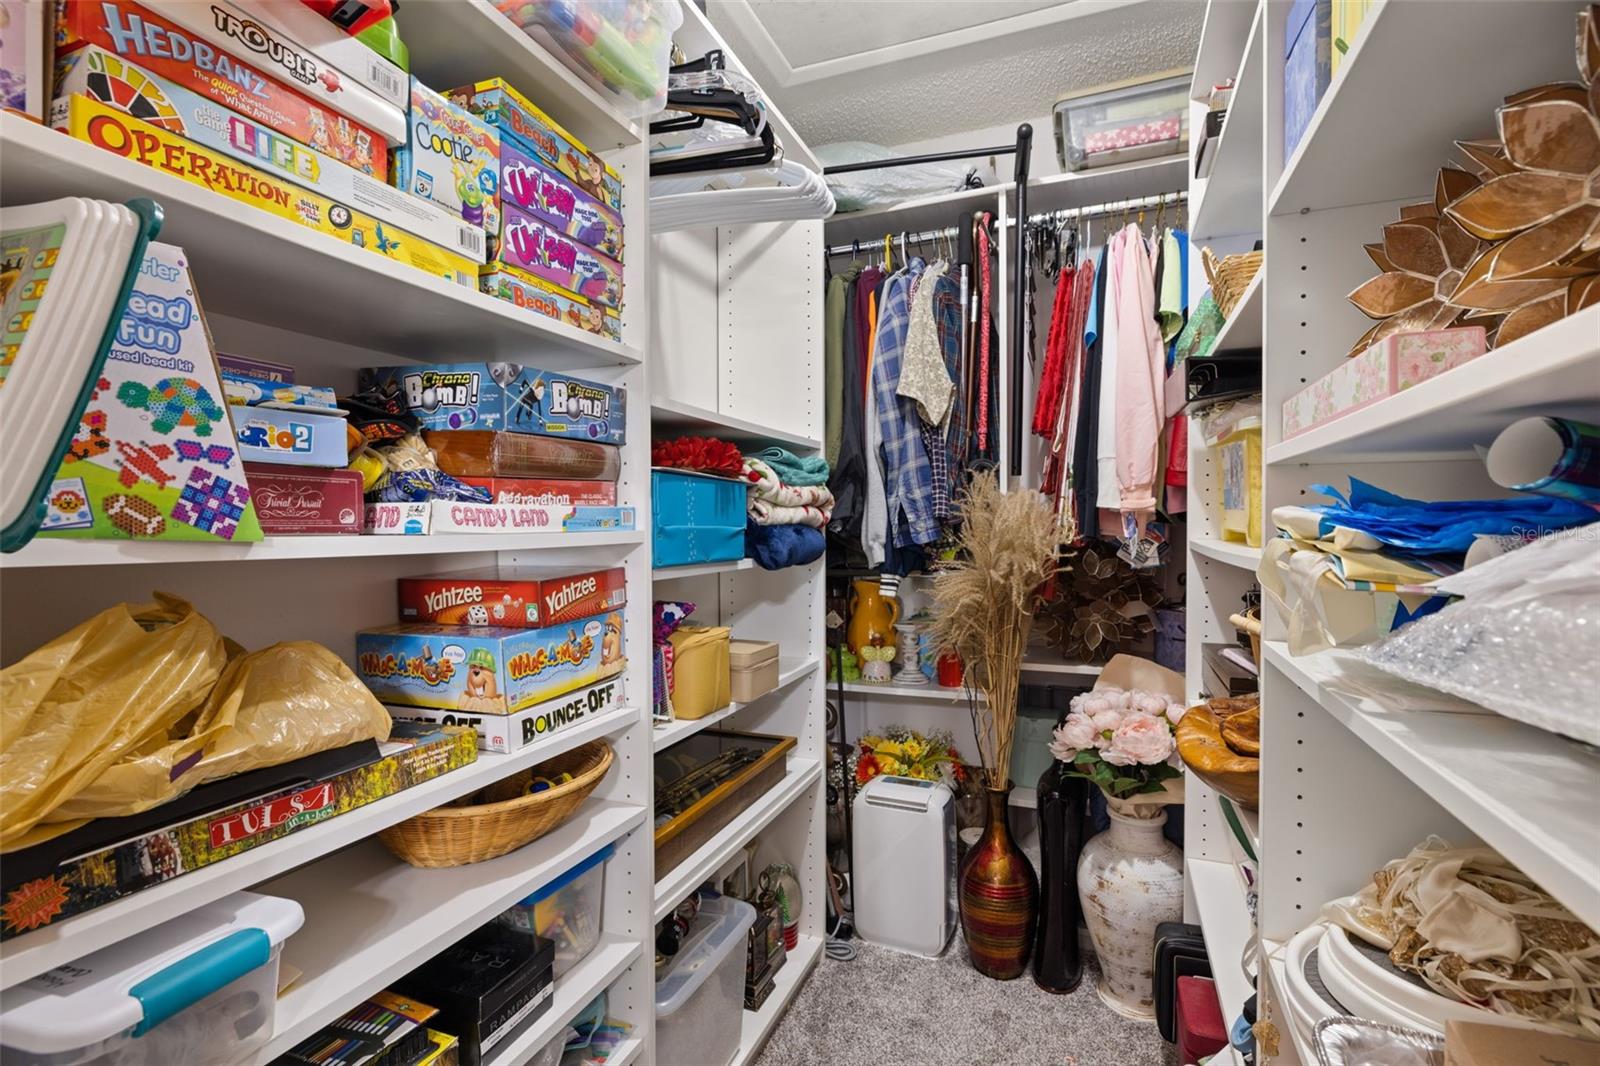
[821,143,1021,175]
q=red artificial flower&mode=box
[855,751,880,785]
[651,435,745,477]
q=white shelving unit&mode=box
[1181,3,1600,1061]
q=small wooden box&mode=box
[655,730,795,878]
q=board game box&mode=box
[396,77,500,237]
[245,461,363,534]
[500,137,623,261]
[37,240,264,542]
[479,263,620,343]
[498,204,623,311]
[387,676,622,754]
[398,565,626,627]
[453,77,622,212]
[54,94,477,287]
[360,362,626,442]
[0,722,477,939]
[427,501,635,534]
[457,476,617,508]
[357,611,626,715]
[55,0,389,176]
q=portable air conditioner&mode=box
[852,775,956,957]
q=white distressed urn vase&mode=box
[1076,804,1185,1018]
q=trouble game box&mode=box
[387,677,622,754]
[360,362,626,442]
[398,565,626,627]
[357,612,627,715]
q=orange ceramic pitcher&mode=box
[847,578,899,658]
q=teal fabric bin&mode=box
[652,470,746,567]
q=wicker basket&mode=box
[379,740,614,868]
[1204,247,1264,318]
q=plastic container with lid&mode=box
[0,891,303,1066]
[1053,69,1190,172]
[654,895,757,1066]
[498,843,613,978]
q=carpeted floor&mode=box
[754,937,1175,1066]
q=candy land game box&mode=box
[36,241,265,542]
[360,362,625,442]
[357,612,627,715]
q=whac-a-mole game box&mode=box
[37,242,264,542]
[359,361,625,443]
[356,611,626,715]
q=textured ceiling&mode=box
[746,0,1071,66]
[707,0,1205,148]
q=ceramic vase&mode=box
[846,578,899,658]
[958,783,1038,980]
[1076,805,1185,1018]
[1032,759,1091,994]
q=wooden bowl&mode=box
[1176,705,1259,810]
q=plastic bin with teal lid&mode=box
[498,842,614,977]
[0,891,302,1066]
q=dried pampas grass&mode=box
[928,473,1060,790]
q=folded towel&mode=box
[745,519,825,570]
[753,447,830,487]
[750,498,830,528]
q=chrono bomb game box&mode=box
[398,566,626,628]
[359,362,625,442]
[387,677,622,754]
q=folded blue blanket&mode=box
[746,519,825,570]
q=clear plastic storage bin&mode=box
[1053,69,1190,172]
[490,0,684,117]
[654,895,757,1066]
[499,844,613,978]
[0,892,303,1066]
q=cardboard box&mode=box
[38,240,265,543]
[55,95,477,288]
[426,501,635,534]
[217,353,292,383]
[396,77,500,236]
[54,48,486,263]
[137,0,406,142]
[1282,327,1488,439]
[1444,1020,1600,1066]
[498,204,623,310]
[360,362,625,442]
[730,638,780,703]
[207,0,408,109]
[500,138,623,260]
[455,77,622,212]
[55,0,389,175]
[458,476,617,508]
[234,405,348,466]
[398,565,626,627]
[479,263,620,343]
[245,461,363,534]
[224,373,339,411]
[0,722,476,938]
[356,613,626,714]
[365,500,430,535]
[386,676,621,753]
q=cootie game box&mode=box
[357,612,627,715]
[0,723,476,939]
[398,565,626,628]
[388,677,622,754]
[361,362,626,442]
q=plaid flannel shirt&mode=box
[871,263,941,549]
[923,272,962,523]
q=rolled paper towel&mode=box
[1485,417,1600,507]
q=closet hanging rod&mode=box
[820,143,1024,176]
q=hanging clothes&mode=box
[1112,223,1166,525]
[866,258,940,563]
[975,215,994,447]
[823,270,850,468]
[1074,245,1108,540]
[1095,229,1124,516]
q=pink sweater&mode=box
[1113,228,1166,516]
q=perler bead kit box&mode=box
[38,241,264,543]
[398,565,627,628]
[498,205,623,311]
[357,612,627,715]
[453,78,622,213]
[396,77,500,237]
[360,362,626,442]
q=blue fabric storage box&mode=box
[1284,0,1331,161]
[652,470,745,567]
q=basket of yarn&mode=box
[379,741,614,867]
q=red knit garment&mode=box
[1032,262,1076,439]
[976,215,993,442]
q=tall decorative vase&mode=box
[1076,804,1185,1018]
[1032,759,1091,993]
[846,578,899,658]
[958,783,1038,979]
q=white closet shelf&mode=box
[824,184,1003,245]
[479,935,643,1066]
[1187,856,1256,1032]
[1265,641,1600,930]
[732,933,825,1066]
[3,528,646,568]
[652,558,755,580]
[1218,792,1261,864]
[1026,157,1190,216]
[1190,537,1262,570]
[1269,0,1579,216]
[0,116,642,366]
[653,658,821,752]
[1189,2,1263,241]
[1189,0,1260,105]
[651,397,822,450]
[401,0,641,149]
[653,757,822,921]
[836,679,983,702]
[1267,304,1600,464]
[1261,939,1315,1066]
[0,706,639,990]
[254,806,646,1063]
[1021,658,1104,679]
[1211,273,1263,352]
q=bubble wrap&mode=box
[1361,528,1600,746]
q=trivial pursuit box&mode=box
[396,77,500,236]
[357,613,627,714]
[455,77,622,213]
[38,241,264,543]
[480,264,620,344]
[360,362,626,442]
[54,47,486,263]
[55,94,477,288]
[55,0,389,176]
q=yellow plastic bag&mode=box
[0,593,228,849]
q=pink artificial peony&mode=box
[1102,713,1175,766]
[1088,705,1124,739]
[1165,702,1188,727]
[1051,713,1098,762]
